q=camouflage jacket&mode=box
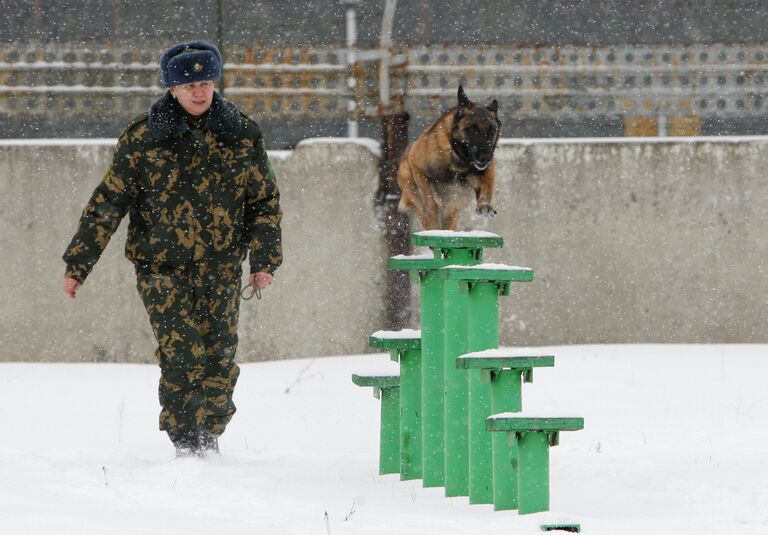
[63,91,282,283]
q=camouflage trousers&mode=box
[136,263,242,439]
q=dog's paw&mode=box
[476,204,497,218]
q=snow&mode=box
[1,344,766,534]
[352,353,400,377]
[268,150,293,161]
[489,412,583,420]
[460,347,553,359]
[443,263,532,271]
[390,250,435,260]
[414,230,501,238]
[370,328,421,339]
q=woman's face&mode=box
[170,80,215,116]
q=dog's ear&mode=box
[458,85,470,108]
[487,99,499,114]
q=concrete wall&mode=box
[0,139,386,362]
[1,137,767,362]
[484,138,768,346]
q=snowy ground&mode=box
[1,344,766,534]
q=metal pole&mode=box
[216,0,226,96]
[342,0,360,137]
[375,0,410,329]
[379,0,398,109]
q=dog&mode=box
[397,85,501,230]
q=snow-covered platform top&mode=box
[459,347,554,359]
[371,329,421,339]
[440,263,534,282]
[352,369,399,378]
[489,412,583,420]
[486,414,585,432]
[390,250,435,261]
[414,230,501,239]
[411,230,504,250]
[369,329,421,351]
[388,249,447,271]
[443,263,532,271]
[351,369,400,389]
[456,348,554,370]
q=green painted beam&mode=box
[443,276,470,497]
[466,280,499,505]
[395,348,423,481]
[457,353,555,370]
[420,269,447,487]
[388,254,448,271]
[379,386,401,475]
[440,264,534,282]
[517,431,550,514]
[489,369,522,511]
[351,373,400,389]
[486,416,585,433]
[412,231,504,250]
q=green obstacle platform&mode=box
[389,231,502,488]
[369,330,422,480]
[457,348,555,510]
[358,230,584,522]
[440,263,534,504]
[487,415,584,515]
[351,372,400,475]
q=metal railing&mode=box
[1,43,767,124]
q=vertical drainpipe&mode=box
[342,0,360,137]
[216,0,226,97]
[376,0,411,329]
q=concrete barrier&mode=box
[484,137,768,345]
[1,136,767,362]
[0,139,386,362]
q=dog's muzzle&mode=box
[472,160,491,171]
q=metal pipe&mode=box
[379,0,397,109]
[341,0,361,137]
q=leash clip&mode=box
[240,283,262,301]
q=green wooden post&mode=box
[398,347,422,479]
[486,416,584,515]
[490,369,522,509]
[466,281,499,504]
[379,386,401,475]
[369,332,422,480]
[419,268,447,487]
[441,264,534,505]
[443,276,469,496]
[352,373,401,476]
[390,232,503,489]
[420,246,475,487]
[516,431,550,514]
[457,352,555,511]
[387,257,449,487]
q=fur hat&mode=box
[160,40,222,88]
